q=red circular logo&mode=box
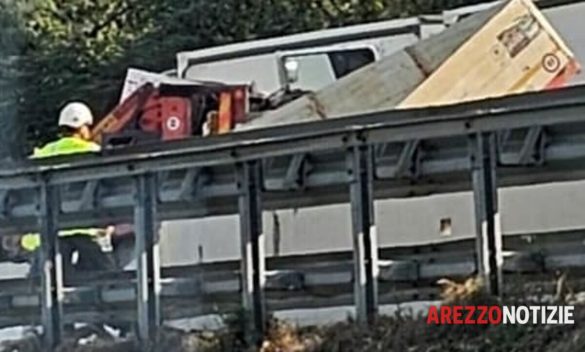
[542,53,560,73]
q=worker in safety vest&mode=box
[20,102,116,279]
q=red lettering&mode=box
[453,306,463,324]
[464,306,476,324]
[427,306,439,324]
[477,306,488,324]
[440,306,453,324]
[489,306,502,324]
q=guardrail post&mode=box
[236,160,266,345]
[347,145,379,325]
[134,173,161,345]
[39,180,63,349]
[470,132,503,296]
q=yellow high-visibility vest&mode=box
[21,229,106,252]
[31,136,100,159]
[21,137,103,252]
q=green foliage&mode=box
[17,0,160,150]
[27,0,156,66]
[0,0,33,160]
[0,0,493,157]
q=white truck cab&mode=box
[176,16,447,96]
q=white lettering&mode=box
[564,306,574,324]
[497,305,576,325]
[503,306,515,324]
[530,306,540,324]
[547,306,558,324]
[517,306,529,324]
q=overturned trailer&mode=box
[160,0,582,268]
[242,0,579,129]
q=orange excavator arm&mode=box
[91,81,250,147]
[91,83,157,145]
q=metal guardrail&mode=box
[0,229,584,329]
[1,86,585,232]
[2,85,585,348]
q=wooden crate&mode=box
[243,0,579,130]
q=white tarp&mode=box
[119,68,196,103]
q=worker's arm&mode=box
[30,143,54,159]
[86,141,101,152]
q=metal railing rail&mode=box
[0,229,584,329]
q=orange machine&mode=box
[91,81,250,148]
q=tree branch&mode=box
[87,2,133,38]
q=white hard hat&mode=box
[58,102,94,129]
